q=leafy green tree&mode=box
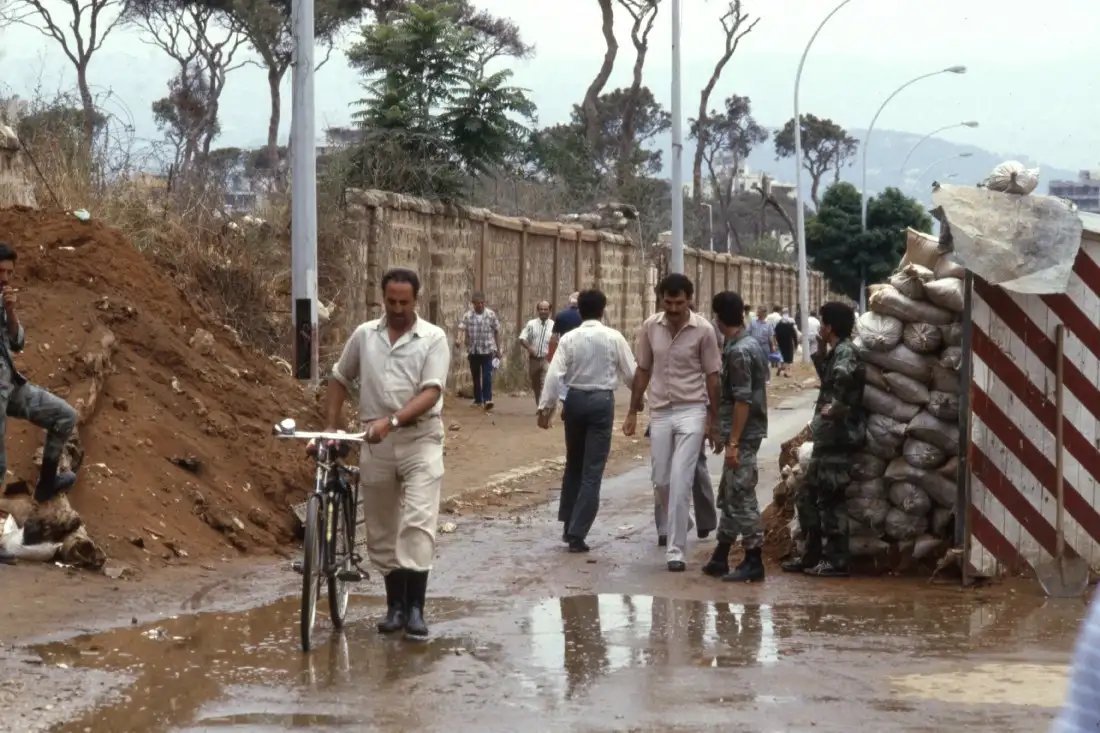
[344,2,534,198]
[774,114,858,208]
[807,182,932,299]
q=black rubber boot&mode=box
[34,458,77,503]
[702,541,731,578]
[723,548,765,583]
[377,571,407,634]
[404,571,430,641]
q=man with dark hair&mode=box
[327,267,450,640]
[538,289,635,553]
[457,291,501,410]
[625,273,721,572]
[782,300,865,578]
[519,300,554,406]
[0,242,80,534]
[703,291,769,583]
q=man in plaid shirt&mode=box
[457,292,501,410]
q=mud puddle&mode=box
[33,589,1082,732]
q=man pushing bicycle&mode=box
[324,267,450,641]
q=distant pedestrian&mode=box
[549,292,582,408]
[625,274,721,572]
[538,289,636,553]
[782,302,866,578]
[457,292,501,410]
[805,310,822,356]
[519,300,554,407]
[702,290,769,583]
[748,306,777,381]
[774,308,800,377]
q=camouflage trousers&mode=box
[795,449,851,567]
[717,438,763,550]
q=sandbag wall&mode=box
[849,237,966,561]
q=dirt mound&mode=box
[0,207,320,572]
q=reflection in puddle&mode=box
[31,591,1081,731]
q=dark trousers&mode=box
[559,389,614,541]
[468,354,494,404]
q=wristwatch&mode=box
[388,415,400,429]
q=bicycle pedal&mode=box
[336,568,365,582]
[290,560,303,574]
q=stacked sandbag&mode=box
[852,235,965,563]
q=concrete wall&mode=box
[334,189,839,391]
[0,125,36,208]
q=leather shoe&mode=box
[667,560,686,572]
[567,538,590,553]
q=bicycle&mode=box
[274,418,368,652]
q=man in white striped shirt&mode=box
[519,300,554,406]
[537,289,636,553]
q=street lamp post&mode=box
[794,0,853,363]
[919,152,973,182]
[900,121,979,177]
[670,0,684,274]
[858,65,967,311]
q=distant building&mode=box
[1050,171,1100,213]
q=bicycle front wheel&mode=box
[301,494,323,652]
[328,490,353,628]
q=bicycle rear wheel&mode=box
[328,489,353,628]
[301,494,323,652]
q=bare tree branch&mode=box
[582,0,617,148]
[614,0,660,189]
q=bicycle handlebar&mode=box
[273,428,369,443]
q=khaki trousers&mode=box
[360,418,445,573]
[528,356,548,404]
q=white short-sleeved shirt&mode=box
[331,315,450,421]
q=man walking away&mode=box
[327,268,450,640]
[625,274,721,572]
[782,301,865,578]
[0,243,79,505]
[749,306,776,381]
[457,292,501,410]
[538,289,636,553]
[519,301,554,407]
[702,291,769,583]
[549,292,582,362]
[774,309,800,378]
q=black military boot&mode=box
[34,457,77,503]
[702,541,731,578]
[377,570,407,634]
[781,530,821,573]
[404,571,430,641]
[723,548,765,583]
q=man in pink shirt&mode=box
[624,274,722,572]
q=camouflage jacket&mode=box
[718,330,768,444]
[811,338,865,450]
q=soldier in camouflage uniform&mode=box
[702,291,769,583]
[782,302,865,577]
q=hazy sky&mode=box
[2,0,1098,171]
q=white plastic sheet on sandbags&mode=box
[885,508,928,541]
[940,323,963,348]
[866,414,908,459]
[853,453,888,481]
[939,346,963,371]
[797,442,814,474]
[888,481,933,516]
[932,184,1082,295]
[931,364,960,395]
[857,311,904,351]
[927,391,961,422]
[934,254,966,280]
[884,458,957,507]
[0,515,62,562]
[903,322,944,354]
[864,384,922,422]
[889,264,934,299]
[924,278,965,312]
[883,372,931,405]
[903,438,948,470]
[846,478,888,500]
[860,343,938,384]
[848,497,890,529]
[907,411,961,456]
[865,363,890,391]
[869,284,955,326]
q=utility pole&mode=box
[290,0,318,382]
[669,0,684,274]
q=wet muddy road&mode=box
[10,393,1092,731]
